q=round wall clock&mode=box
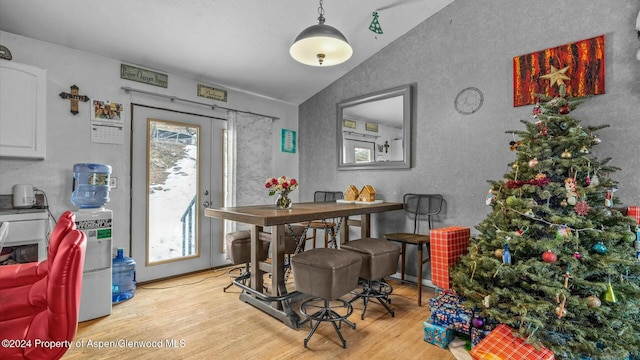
[454,87,484,115]
[0,45,12,60]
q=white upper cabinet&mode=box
[0,61,47,159]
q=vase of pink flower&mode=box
[265,176,298,209]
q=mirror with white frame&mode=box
[337,84,412,170]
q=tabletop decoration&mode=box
[265,176,298,209]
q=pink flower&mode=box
[266,176,298,196]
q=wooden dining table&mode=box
[205,201,403,329]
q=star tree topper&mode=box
[540,65,571,88]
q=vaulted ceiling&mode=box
[0,0,454,104]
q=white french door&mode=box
[131,104,227,282]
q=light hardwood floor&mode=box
[63,268,457,360]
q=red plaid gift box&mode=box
[430,226,470,289]
[470,324,555,360]
[628,206,640,225]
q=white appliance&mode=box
[75,208,113,322]
[12,184,35,208]
[0,211,48,262]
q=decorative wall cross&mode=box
[59,85,89,115]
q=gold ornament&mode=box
[561,149,572,158]
[586,295,601,308]
[494,249,503,258]
[540,65,571,88]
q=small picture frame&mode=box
[91,99,124,122]
[343,119,357,129]
[365,122,378,132]
[281,129,296,153]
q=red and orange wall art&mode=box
[513,35,605,107]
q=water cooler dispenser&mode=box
[71,163,114,321]
[75,208,113,321]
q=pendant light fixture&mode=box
[289,0,353,66]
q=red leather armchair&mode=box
[0,227,87,360]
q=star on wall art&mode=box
[512,35,605,106]
[539,65,571,88]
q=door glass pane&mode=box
[147,119,200,264]
[354,147,372,163]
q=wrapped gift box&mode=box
[423,321,455,349]
[429,292,464,310]
[628,206,640,225]
[471,327,492,348]
[429,302,473,335]
[470,318,499,347]
[430,226,471,289]
[428,292,473,335]
[470,324,555,360]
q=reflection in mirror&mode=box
[337,84,411,170]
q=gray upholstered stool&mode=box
[223,230,270,292]
[340,238,401,319]
[291,248,362,349]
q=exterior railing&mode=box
[180,195,197,256]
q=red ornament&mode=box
[575,201,591,216]
[559,104,571,114]
[573,252,581,260]
[542,250,557,263]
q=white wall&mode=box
[0,31,298,254]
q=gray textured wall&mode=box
[299,0,640,280]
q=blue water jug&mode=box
[71,163,111,208]
[112,248,136,304]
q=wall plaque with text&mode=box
[197,84,228,102]
[120,64,168,88]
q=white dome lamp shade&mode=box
[290,0,352,66]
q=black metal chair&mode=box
[384,194,443,306]
[297,191,344,249]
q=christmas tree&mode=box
[450,69,640,359]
